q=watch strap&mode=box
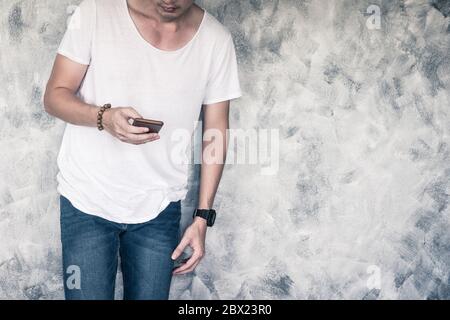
[193,208,216,227]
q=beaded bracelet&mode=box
[97,103,111,131]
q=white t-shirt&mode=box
[56,0,242,223]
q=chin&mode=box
[158,8,183,20]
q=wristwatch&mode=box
[193,208,216,227]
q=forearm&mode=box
[198,163,225,209]
[198,122,229,210]
[43,87,99,127]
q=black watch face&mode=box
[207,210,216,226]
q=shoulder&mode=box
[76,0,96,9]
[67,0,96,27]
[91,0,122,11]
[202,9,233,46]
[204,11,232,39]
[71,0,96,17]
[79,0,126,18]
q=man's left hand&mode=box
[171,217,207,275]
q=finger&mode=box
[115,128,133,141]
[122,134,160,145]
[186,259,202,274]
[124,132,159,143]
[115,119,133,135]
[173,259,201,275]
[172,252,201,274]
[173,258,201,275]
[116,110,155,135]
[127,124,152,134]
[115,115,144,133]
[171,237,190,260]
[116,133,127,141]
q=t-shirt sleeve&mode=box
[57,0,96,65]
[202,33,243,105]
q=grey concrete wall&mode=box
[0,0,449,299]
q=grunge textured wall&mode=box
[0,0,449,299]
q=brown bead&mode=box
[97,103,112,131]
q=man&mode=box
[44,0,242,300]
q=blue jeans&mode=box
[59,194,181,300]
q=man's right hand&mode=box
[44,54,161,146]
[102,107,160,145]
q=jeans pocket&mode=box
[159,201,182,231]
[59,195,95,242]
[59,195,81,222]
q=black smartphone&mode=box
[132,118,164,133]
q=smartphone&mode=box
[132,117,164,133]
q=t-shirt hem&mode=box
[202,91,243,105]
[57,49,90,65]
[57,187,186,225]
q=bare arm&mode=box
[43,54,159,144]
[172,100,230,275]
[197,101,230,211]
[43,54,98,126]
